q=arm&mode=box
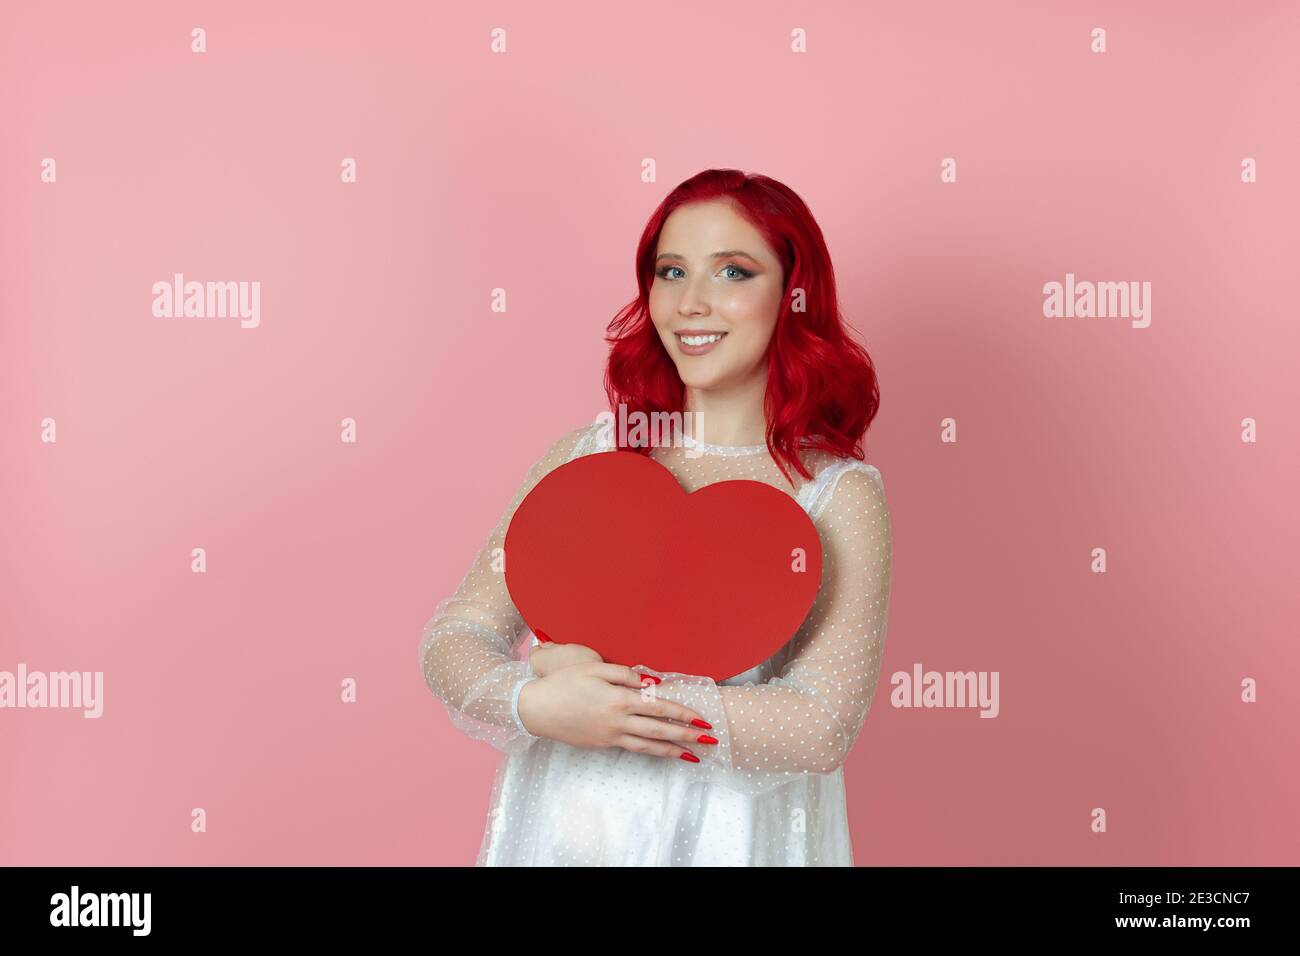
[418,423,595,754]
[649,463,893,796]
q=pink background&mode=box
[2,1,1297,865]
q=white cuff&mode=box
[510,675,540,738]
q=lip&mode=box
[674,329,728,357]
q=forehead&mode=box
[655,200,771,259]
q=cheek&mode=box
[647,282,674,329]
[721,282,781,329]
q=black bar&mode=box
[0,865,1289,940]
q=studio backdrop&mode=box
[1,0,1296,865]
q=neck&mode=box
[682,371,768,446]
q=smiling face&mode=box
[649,199,785,394]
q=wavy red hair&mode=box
[603,168,881,485]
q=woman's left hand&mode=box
[530,641,604,678]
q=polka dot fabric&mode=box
[419,421,893,865]
[419,423,593,754]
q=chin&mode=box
[677,371,732,391]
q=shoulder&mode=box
[574,417,618,455]
[805,453,886,524]
[524,415,626,480]
[517,421,602,484]
[553,420,605,460]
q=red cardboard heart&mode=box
[504,450,823,682]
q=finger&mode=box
[595,663,659,690]
[615,685,712,730]
[629,663,665,685]
[622,714,718,748]
[612,734,701,762]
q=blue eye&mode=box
[655,264,754,280]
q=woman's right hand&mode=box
[516,662,716,761]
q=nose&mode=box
[676,272,712,317]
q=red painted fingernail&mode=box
[697,734,718,745]
[535,629,552,643]
[680,752,700,763]
[690,718,712,729]
[640,674,661,684]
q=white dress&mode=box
[419,421,893,866]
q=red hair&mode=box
[602,168,881,485]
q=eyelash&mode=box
[656,264,755,281]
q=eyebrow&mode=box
[654,250,762,264]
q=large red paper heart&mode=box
[504,450,823,682]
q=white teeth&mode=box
[679,333,724,346]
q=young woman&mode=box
[420,169,893,866]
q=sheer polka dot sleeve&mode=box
[419,424,594,754]
[648,463,893,796]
